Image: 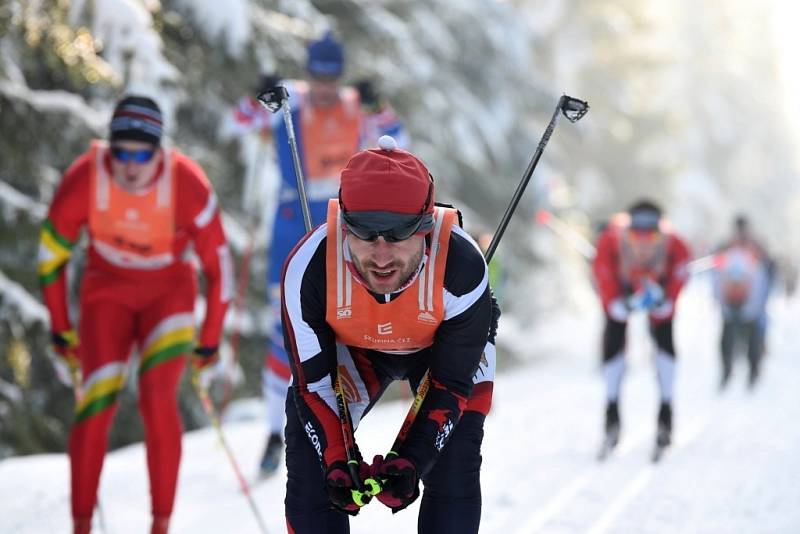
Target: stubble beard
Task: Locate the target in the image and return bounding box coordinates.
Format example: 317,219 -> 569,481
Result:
352,245 -> 424,294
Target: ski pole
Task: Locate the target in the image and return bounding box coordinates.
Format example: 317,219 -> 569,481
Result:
686,254 -> 720,275
387,370 -> 432,456
257,86 -> 313,233
258,85 -> 372,504
536,208 -> 718,277
387,94 -> 589,471
192,375 -> 269,534
484,95 -> 589,263
333,368 -> 377,507
535,209 -> 597,260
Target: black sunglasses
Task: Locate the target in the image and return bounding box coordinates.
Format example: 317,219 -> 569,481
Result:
342,211 -> 427,242
340,175 -> 434,243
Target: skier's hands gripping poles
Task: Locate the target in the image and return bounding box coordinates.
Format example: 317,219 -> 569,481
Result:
368,372 -> 431,509
324,460 -> 378,514
331,370 -> 386,512
192,375 -> 269,534
368,454 -> 420,513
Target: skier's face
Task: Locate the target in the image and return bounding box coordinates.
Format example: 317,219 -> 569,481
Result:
626,229 -> 662,264
109,140 -> 162,192
347,233 -> 425,294
309,75 -> 341,108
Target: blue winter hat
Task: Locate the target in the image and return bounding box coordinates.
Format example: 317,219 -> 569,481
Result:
306,32 -> 344,78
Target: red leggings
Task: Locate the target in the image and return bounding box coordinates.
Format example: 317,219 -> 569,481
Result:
70,272 -> 195,521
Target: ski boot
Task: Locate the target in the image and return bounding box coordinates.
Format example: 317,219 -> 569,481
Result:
73,518 -> 92,534
151,516 -> 170,534
653,402 -> 672,462
259,432 -> 284,478
747,365 -> 760,390
598,401 -> 620,460
719,366 -> 732,391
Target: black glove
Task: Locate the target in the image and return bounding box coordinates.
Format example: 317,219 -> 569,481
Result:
192,346 -> 218,371
370,453 -> 420,513
489,291 -> 501,343
51,330 -> 80,387
325,461 -> 371,516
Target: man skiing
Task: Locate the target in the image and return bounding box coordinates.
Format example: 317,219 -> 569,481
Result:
592,200 -> 690,459
712,214 -> 771,388
38,95 -> 232,534
280,136 -> 497,533
255,32 -> 407,477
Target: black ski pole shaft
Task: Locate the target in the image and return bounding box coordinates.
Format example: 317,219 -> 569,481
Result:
333,373 -> 365,490
484,95 -> 589,263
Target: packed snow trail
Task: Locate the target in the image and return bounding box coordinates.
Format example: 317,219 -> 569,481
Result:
1,278 -> 798,533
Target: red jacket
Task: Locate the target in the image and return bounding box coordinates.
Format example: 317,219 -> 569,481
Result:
592,216 -> 691,313
38,143 -> 232,347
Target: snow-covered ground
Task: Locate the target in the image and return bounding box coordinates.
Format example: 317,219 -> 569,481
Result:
2,278 -> 799,533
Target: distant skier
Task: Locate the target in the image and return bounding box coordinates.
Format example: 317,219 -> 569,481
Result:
38,95 -> 232,533
712,214 -> 771,389
592,200 -> 691,459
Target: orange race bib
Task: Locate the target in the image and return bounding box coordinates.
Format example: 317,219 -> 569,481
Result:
88,141 -> 176,269
325,200 -> 457,353
300,88 -> 361,181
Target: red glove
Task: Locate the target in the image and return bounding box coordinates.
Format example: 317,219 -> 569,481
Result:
325,460 -> 372,515
370,453 -> 420,513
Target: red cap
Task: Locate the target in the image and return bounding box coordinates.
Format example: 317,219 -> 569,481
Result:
340,137 -> 433,215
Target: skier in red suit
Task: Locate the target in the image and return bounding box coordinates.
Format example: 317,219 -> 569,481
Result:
592,200 -> 691,456
38,95 -> 233,534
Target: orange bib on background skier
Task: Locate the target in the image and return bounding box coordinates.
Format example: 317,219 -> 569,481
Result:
300,86 -> 361,181
88,141 -> 176,270
717,245 -> 760,306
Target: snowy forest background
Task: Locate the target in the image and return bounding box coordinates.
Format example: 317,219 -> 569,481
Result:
1,0 -> 799,458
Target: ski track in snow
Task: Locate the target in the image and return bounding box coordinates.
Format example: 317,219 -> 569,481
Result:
1,278 -> 799,533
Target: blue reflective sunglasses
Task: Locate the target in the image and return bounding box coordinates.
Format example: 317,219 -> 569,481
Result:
111,147 -> 156,163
